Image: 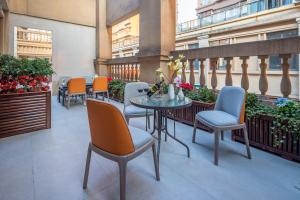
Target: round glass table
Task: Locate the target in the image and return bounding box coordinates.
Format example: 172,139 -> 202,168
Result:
130,95 -> 192,167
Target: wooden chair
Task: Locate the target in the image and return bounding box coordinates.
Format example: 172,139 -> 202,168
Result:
83,99 -> 159,200
193,86 -> 252,165
65,78 -> 86,109
92,77 -> 109,101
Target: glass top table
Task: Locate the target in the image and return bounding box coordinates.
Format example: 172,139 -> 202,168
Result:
130,95 -> 192,170
130,95 -> 192,110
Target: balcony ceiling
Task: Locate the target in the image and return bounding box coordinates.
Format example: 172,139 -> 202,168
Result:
107,0 -> 140,26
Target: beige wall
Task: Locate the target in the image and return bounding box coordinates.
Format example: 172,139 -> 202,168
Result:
8,13 -> 96,94
7,0 -> 96,27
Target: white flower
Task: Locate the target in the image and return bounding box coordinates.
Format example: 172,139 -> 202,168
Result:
173,76 -> 182,87
16,84 -> 24,89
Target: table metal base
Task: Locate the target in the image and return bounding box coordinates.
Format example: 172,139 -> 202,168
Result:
150,110 -> 190,166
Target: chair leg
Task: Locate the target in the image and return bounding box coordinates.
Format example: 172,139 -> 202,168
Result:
147,115 -> 151,129
125,116 -> 130,124
83,94 -> 87,106
106,91 -> 110,102
83,144 -> 92,189
214,130 -> 220,166
118,161 -> 127,200
243,125 -> 252,159
192,120 -> 197,143
221,131 -> 224,141
67,95 -> 71,109
152,143 -> 160,181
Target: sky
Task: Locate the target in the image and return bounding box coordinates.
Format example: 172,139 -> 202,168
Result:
177,0 -> 198,23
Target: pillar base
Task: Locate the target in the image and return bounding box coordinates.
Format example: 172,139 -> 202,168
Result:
94,58 -> 108,77
138,55 -> 169,84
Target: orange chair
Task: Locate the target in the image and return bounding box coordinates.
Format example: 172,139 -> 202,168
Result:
65,78 -> 86,109
92,77 -> 109,101
83,99 -> 159,200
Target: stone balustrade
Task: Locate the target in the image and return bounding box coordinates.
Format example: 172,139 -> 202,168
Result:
106,56 -> 140,82
172,36 -> 300,98
107,37 -> 300,98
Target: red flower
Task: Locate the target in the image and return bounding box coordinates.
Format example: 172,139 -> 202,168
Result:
107,77 -> 113,82
41,86 -> 50,91
180,83 -> 193,91
18,89 -> 25,93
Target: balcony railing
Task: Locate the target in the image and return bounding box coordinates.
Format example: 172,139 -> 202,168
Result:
177,0 -> 295,33
107,37 -> 300,99
112,36 -> 139,50
106,56 -> 140,82
171,36 -> 300,98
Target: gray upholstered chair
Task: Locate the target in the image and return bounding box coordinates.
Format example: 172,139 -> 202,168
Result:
192,86 -> 252,165
84,99 -> 159,200
124,82 -> 153,131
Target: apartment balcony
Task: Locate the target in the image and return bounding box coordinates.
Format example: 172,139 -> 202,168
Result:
177,0 -> 296,33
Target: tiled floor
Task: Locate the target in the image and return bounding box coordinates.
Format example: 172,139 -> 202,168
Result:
0,97 -> 300,200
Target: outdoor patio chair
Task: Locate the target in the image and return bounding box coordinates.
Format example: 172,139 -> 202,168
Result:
192,86 -> 252,165
65,78 -> 86,109
91,77 -> 109,101
84,99 -> 159,200
124,82 -> 153,131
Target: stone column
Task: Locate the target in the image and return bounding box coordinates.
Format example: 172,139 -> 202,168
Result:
297,17 -> 300,99
94,0 -> 112,76
0,2 -> 9,54
138,0 -> 176,83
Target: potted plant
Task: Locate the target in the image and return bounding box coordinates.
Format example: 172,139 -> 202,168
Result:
0,54 -> 54,138
232,93 -> 300,162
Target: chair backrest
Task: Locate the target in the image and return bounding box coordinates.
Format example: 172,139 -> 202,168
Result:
93,77 -> 108,92
58,76 -> 71,86
124,82 -> 149,107
67,78 -> 86,94
83,76 -> 94,84
86,99 -> 135,155
214,86 -> 246,124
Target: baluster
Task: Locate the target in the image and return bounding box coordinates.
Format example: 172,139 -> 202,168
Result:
225,57 -> 233,86
199,58 -> 206,87
210,58 -> 218,91
189,59 -> 195,86
126,64 -> 129,81
124,64 -> 127,81
134,64 -> 138,81
121,64 -> 125,81
240,56 -> 249,91
112,65 -> 115,79
258,55 -> 268,95
118,65 -> 121,80
280,54 -> 292,98
181,60 -> 187,83
120,64 -> 124,81
128,64 -> 131,81
137,64 -> 140,81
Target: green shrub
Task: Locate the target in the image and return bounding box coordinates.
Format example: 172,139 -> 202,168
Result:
245,93 -> 300,146
108,79 -> 126,101
185,87 -> 217,103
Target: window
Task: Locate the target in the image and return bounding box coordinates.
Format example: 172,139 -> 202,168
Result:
268,0 -> 280,9
188,43 -> 199,49
267,29 -> 299,71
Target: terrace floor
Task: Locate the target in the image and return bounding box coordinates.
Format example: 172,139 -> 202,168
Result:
0,97 -> 300,200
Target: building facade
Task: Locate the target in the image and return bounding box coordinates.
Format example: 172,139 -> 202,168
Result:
112,0 -> 300,98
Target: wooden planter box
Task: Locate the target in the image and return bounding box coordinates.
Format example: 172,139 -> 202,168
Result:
0,91 -> 51,138
169,101 -> 215,132
232,115 -> 300,162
